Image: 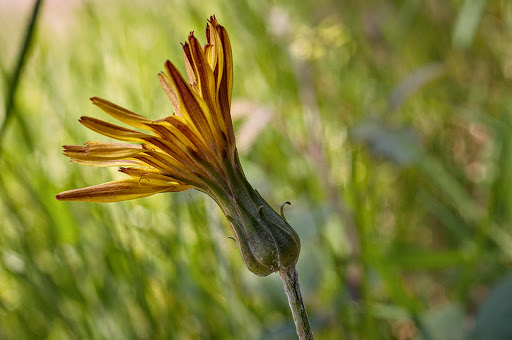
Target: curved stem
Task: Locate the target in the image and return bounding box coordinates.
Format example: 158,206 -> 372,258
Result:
279,266 -> 314,340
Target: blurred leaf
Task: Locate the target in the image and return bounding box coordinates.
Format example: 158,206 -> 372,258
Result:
470,272 -> 512,340
452,0 -> 486,49
418,156 -> 483,222
388,63 -> 445,111
386,249 -> 468,270
418,303 -> 466,340
351,120 -> 422,166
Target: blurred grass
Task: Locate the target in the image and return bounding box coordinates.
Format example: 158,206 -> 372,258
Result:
1,0 -> 512,339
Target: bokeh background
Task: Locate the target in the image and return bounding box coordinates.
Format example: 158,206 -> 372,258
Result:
1,0 -> 512,339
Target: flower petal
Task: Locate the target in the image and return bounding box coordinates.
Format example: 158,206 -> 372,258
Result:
188,33 -> 226,151
182,41 -> 198,90
56,179 -> 188,203
118,167 -> 189,185
63,142 -> 145,160
216,22 -> 236,153
136,149 -> 207,187
158,72 -> 183,117
79,116 -> 149,142
164,60 -> 221,161
188,33 -> 216,108
70,159 -> 144,167
90,97 -> 153,130
157,116 -> 209,157
206,16 -> 223,91
79,116 -> 195,168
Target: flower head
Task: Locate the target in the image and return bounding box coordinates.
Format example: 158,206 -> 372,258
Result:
57,16 -> 300,276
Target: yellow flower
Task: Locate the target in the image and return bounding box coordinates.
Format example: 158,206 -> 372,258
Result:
57,16 -> 300,276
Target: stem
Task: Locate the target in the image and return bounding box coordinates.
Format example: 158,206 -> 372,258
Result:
279,266 -> 314,340
0,0 -> 43,141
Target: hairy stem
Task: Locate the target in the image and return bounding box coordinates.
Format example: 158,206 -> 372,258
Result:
280,266 -> 314,340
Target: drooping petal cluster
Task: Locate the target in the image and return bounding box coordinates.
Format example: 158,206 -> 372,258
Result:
57,16 -> 234,202
57,16 -> 301,277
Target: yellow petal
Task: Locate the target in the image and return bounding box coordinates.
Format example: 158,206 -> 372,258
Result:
119,167 -> 191,186
134,151 -> 187,174
156,115 -> 208,157
137,148 -> 209,188
188,34 -> 226,151
63,142 -> 144,160
79,116 -> 194,168
164,60 -> 221,162
90,97 -> 153,130
182,41 -> 198,90
56,179 -> 187,203
188,34 -> 216,105
216,23 -> 236,153
206,16 -> 224,92
70,159 -> 145,167
79,116 -> 149,142
158,72 -> 183,117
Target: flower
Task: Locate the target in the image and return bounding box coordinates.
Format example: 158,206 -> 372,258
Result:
57,16 -> 300,276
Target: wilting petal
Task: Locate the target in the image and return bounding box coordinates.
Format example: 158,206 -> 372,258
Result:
204,43 -> 217,76
79,116 -> 195,168
206,16 -> 224,91
158,72 -> 182,116
91,97 -> 154,130
58,17 -> 235,204
188,34 -> 216,107
133,152 -> 205,188
70,159 -> 145,168
188,33 -> 226,152
164,60 -> 222,159
79,116 -> 150,142
56,179 -> 187,203
158,116 -> 209,156
219,43 -> 235,149
118,167 -> 193,187
63,142 -> 145,160
182,41 -> 198,89
135,150 -> 188,174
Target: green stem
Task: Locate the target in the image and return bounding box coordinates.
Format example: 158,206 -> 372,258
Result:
279,266 -> 314,340
0,0 -> 43,141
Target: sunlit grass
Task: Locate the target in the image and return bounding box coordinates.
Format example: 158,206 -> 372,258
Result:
1,0 -> 512,339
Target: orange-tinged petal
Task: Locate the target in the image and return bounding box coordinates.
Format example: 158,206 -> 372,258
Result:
164,60 -> 221,161
188,34 -> 216,106
182,41 -> 198,90
79,116 -> 150,142
158,72 -> 183,116
188,33 -> 226,151
91,97 -> 153,130
118,167 -> 186,184
215,23 -> 235,154
57,16 -> 239,205
134,151 -> 187,173
79,116 -> 195,168
159,115 -> 209,157
56,179 -> 186,203
204,43 -> 217,75
206,16 -> 224,92
218,24 -> 233,105
132,153 -> 205,188
70,159 -> 145,168
63,142 -> 145,160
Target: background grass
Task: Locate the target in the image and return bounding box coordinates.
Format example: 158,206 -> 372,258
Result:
1,0 -> 512,339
